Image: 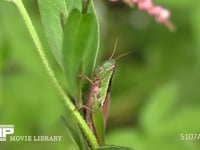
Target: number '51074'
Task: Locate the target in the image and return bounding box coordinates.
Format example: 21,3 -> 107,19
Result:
180,133 -> 200,140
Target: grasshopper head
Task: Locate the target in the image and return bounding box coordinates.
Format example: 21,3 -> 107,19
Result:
94,60 -> 116,77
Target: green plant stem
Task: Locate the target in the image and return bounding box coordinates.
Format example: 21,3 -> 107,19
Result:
9,0 -> 98,148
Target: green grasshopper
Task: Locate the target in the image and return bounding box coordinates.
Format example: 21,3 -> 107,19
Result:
82,41 -> 131,146
83,58 -> 115,146
85,59 -> 115,145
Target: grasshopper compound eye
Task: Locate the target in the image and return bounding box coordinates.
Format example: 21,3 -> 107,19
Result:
94,66 -> 104,74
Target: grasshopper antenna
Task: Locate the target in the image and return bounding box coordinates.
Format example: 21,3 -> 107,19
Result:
114,51 -> 133,61
109,38 -> 118,60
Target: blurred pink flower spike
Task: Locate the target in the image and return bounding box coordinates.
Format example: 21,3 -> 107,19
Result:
109,0 -> 176,31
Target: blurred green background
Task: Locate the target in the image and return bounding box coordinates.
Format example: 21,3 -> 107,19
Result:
1,0 -> 200,149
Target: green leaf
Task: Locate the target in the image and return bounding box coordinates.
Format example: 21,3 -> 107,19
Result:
63,8 -> 99,99
140,81 -> 179,131
37,0 -> 67,67
38,0 -> 99,100
94,145 -> 134,150
155,106 -> 200,135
